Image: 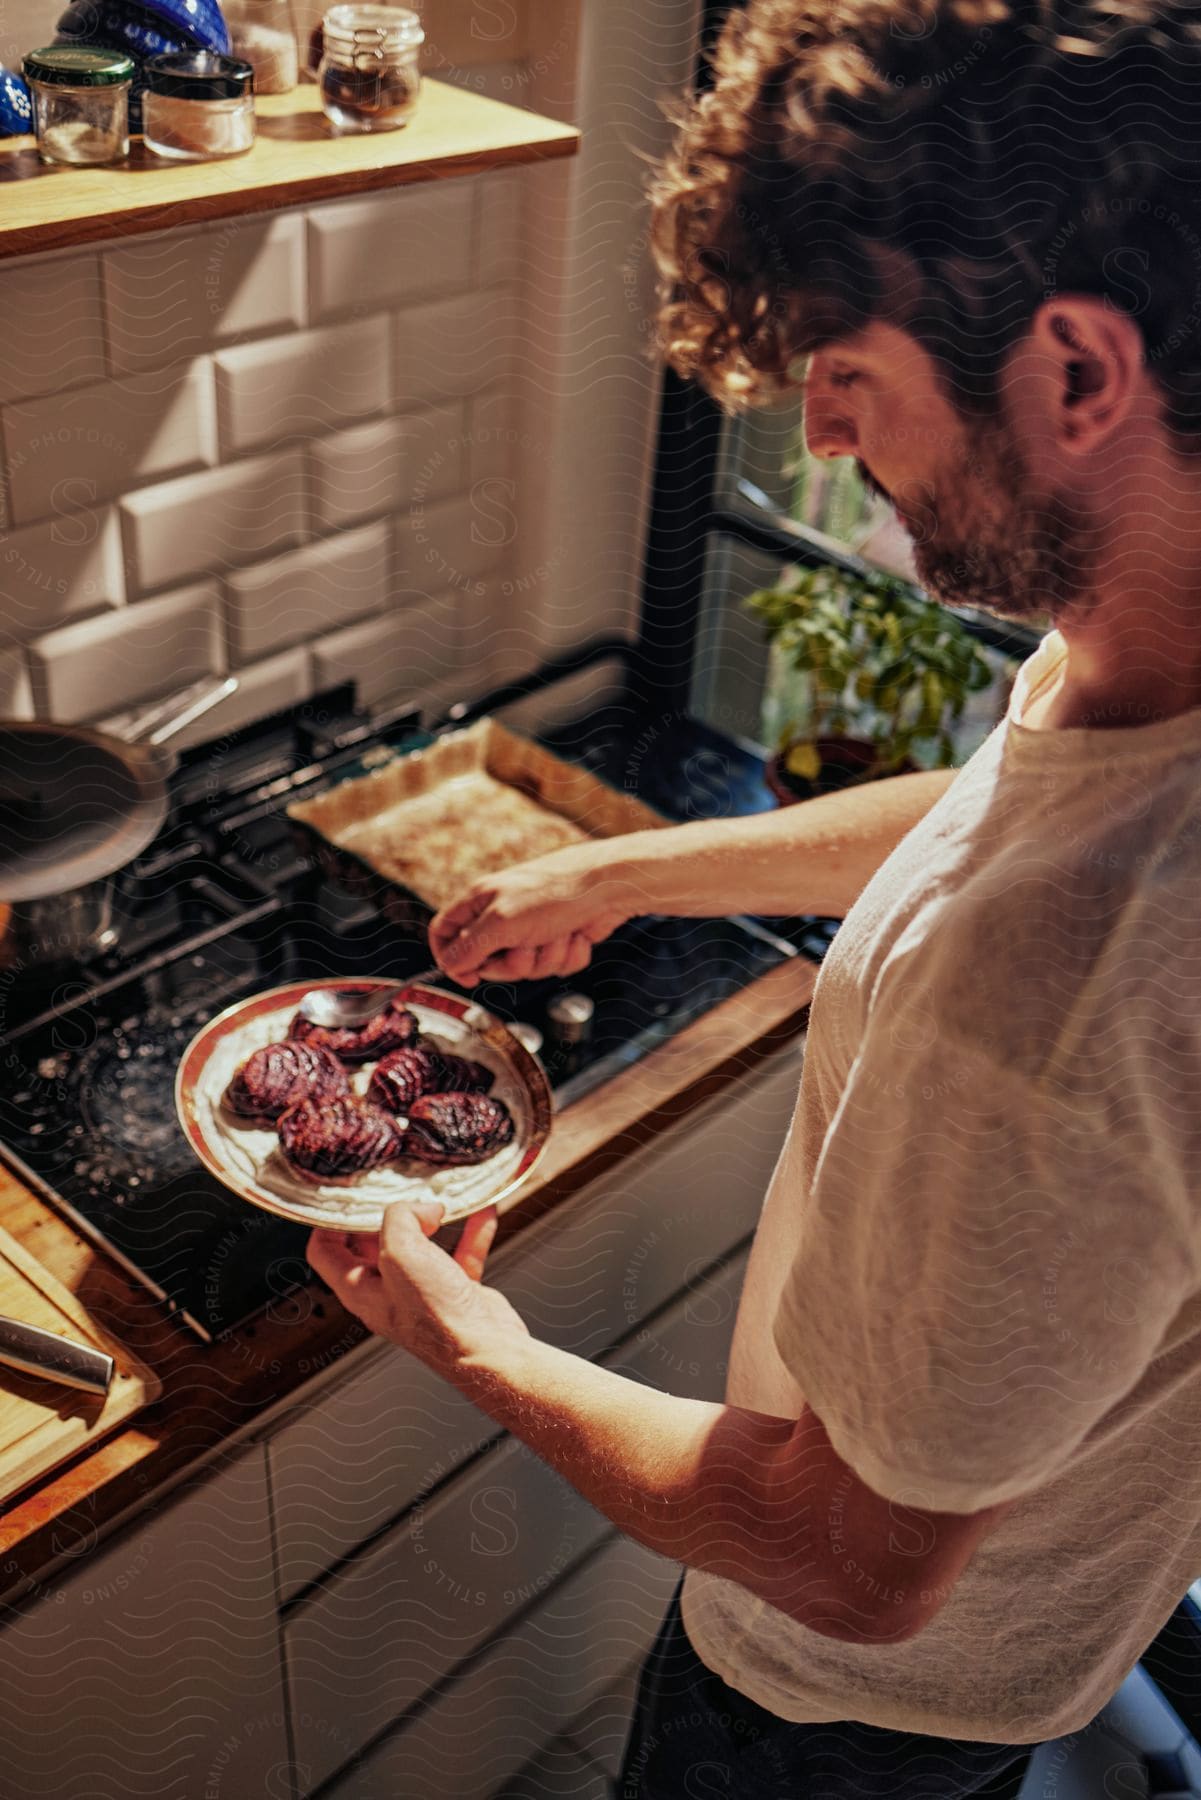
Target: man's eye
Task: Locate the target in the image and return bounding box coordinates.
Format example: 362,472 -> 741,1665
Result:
829,369 -> 860,390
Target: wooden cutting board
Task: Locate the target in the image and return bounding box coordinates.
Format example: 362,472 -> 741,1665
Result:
0,1226 -> 161,1508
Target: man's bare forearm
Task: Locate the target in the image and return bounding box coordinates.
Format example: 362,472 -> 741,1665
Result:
604,767 -> 956,921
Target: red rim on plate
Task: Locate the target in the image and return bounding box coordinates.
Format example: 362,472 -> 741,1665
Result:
175,979 -> 553,1231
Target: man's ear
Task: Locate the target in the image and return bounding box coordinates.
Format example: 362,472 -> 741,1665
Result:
1026,296 -> 1143,454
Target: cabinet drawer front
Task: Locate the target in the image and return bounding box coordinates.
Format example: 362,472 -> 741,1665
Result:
0,1450 -> 287,1800
323,1534 -> 681,1800
270,1036 -> 801,1603
284,1430 -> 614,1791
492,1037 -> 802,1359
270,1347 -> 497,1605
287,1247 -> 748,1789
612,1243 -> 749,1404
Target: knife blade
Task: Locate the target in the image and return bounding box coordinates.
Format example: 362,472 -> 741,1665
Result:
0,1312 -> 114,1396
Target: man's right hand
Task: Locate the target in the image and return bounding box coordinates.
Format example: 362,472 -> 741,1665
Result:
428,844 -> 638,987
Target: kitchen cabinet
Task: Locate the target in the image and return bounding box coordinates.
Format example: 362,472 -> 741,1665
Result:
293,1245 -> 750,1794
322,1532 -> 682,1800
0,1448 -> 286,1800
268,1035 -> 804,1602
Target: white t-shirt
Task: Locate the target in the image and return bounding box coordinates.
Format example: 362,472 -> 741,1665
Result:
681,629 -> 1201,1742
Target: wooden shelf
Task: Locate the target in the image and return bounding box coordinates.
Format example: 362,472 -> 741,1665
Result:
0,78 -> 579,261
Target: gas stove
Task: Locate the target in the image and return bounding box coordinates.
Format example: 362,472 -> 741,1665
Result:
0,686 -> 807,1341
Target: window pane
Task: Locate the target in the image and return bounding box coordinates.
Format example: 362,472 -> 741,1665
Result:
695,408 -> 1025,765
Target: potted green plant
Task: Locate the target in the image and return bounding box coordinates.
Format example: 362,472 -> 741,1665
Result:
744,562 -> 995,804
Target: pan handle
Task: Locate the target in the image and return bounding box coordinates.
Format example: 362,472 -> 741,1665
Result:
119,676 -> 239,751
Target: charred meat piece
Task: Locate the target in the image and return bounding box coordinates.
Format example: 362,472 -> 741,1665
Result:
225,1041 -> 349,1122
367,1045 -> 446,1114
427,1051 -> 495,1095
403,1092 -> 515,1167
277,1096 -> 406,1183
288,993 -> 419,1064
368,1045 -> 495,1114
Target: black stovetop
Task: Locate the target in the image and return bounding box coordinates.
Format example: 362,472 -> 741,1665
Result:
0,689 -> 814,1341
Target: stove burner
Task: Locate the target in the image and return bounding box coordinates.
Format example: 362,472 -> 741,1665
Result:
76,1018 -> 201,1179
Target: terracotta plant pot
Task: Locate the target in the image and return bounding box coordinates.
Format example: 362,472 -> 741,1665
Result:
765,736 -> 912,806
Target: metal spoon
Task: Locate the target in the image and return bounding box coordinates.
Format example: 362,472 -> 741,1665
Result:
296,987 -> 398,1030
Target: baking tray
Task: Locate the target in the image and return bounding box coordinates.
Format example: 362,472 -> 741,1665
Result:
286,717 -> 667,934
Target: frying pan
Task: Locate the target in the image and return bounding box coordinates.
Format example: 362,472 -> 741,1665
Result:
0,676 -> 237,960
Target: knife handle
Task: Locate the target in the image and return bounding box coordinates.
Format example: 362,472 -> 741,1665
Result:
0,1314 -> 114,1396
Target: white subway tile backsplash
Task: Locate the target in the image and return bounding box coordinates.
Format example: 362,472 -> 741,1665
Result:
307,404 -> 463,532
0,646 -> 33,717
28,581 -> 222,722
0,254 -> 106,405
214,317 -> 390,457
496,655 -> 628,739
460,578 -> 540,691
475,171 -> 522,287
97,645 -> 311,750
465,383 -> 520,485
226,522 -> 390,664
309,591 -> 459,709
392,288 -> 518,409
307,185 -> 473,325
104,218 -> 305,376
121,448 -> 307,595
0,157 -> 550,751
397,490 -> 512,595
1,361 -> 217,525
0,508 -> 124,645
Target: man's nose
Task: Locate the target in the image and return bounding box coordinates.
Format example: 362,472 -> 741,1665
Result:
803,378 -> 858,460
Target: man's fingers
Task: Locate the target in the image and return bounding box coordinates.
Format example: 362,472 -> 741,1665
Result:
454,1206 -> 498,1282
430,888 -> 489,946
307,1229 -> 386,1303
562,932 -> 593,975
380,1198 -> 447,1260
531,937 -> 571,978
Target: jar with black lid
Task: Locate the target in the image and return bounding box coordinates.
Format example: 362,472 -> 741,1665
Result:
143,51 -> 256,160
318,4 -> 422,134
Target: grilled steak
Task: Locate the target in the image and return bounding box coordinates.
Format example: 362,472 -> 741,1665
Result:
277,1096 -> 406,1182
368,1044 -> 495,1114
403,1092 -> 515,1167
288,994 -> 419,1063
225,1041 -> 349,1122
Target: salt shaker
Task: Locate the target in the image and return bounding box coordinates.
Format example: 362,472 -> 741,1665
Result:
222,0 -> 298,94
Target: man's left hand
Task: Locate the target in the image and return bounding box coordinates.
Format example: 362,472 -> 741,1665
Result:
308,1201 -> 530,1373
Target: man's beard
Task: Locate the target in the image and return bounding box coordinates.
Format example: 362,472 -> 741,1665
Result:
866,419 -> 1103,624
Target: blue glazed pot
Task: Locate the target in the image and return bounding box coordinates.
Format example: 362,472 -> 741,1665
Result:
56,0 -> 228,57
135,0 -> 229,54
0,65 -> 34,134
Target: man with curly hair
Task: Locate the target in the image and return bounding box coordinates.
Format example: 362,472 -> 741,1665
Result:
313,3 -> 1201,1794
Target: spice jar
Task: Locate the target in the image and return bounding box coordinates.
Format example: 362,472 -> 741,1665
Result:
143,51 -> 255,159
22,45 -> 132,165
318,4 -> 422,134
223,0 -> 299,93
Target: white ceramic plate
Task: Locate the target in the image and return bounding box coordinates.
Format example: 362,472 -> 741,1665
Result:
176,978 -> 553,1232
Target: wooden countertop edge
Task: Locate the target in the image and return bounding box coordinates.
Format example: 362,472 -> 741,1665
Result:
0,81 -> 581,262
0,954 -> 815,1603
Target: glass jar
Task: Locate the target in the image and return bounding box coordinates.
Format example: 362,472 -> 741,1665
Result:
143,51 -> 255,160
318,4 -> 422,134
223,0 -> 299,94
22,45 -> 133,165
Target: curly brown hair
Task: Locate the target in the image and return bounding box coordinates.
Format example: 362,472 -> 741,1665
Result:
649,0 -> 1201,442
